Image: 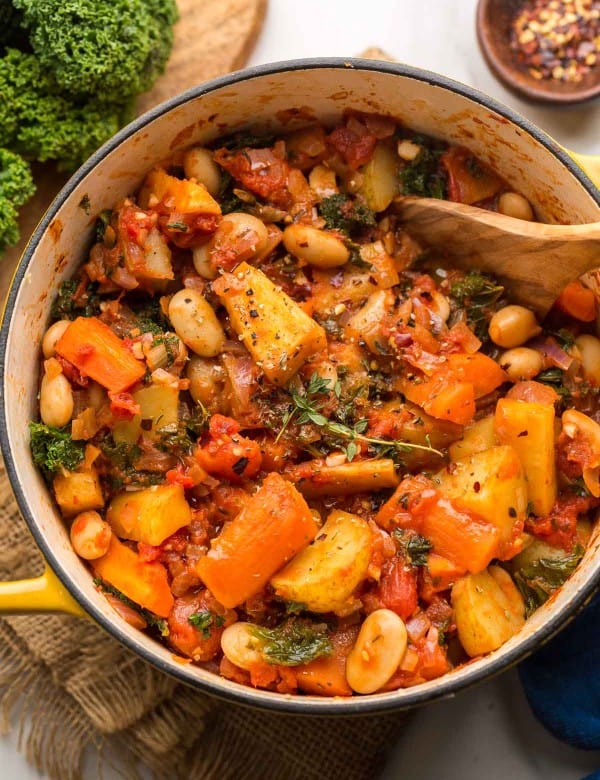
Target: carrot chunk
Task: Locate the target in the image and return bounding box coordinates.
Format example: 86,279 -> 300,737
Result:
197,473 -> 318,608
56,316 -> 145,393
402,375 -> 476,426
93,536 -> 174,617
444,353 -> 507,398
420,497 -> 500,574
555,280 -> 596,322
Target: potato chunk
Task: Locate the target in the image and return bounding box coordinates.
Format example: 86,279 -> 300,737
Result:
113,384 -> 179,444
213,262 -> 326,385
359,142 -> 398,212
54,467 -> 104,518
435,445 -> 527,557
271,510 -> 372,614
449,416 -> 496,462
452,565 -> 525,656
495,398 -> 556,516
106,483 -> 191,546
141,167 -> 221,215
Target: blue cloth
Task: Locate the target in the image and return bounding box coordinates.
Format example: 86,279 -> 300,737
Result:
519,591 -> 600,760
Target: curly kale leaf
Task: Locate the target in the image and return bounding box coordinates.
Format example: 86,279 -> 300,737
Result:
249,619 -> 332,666
0,49 -> 130,171
449,271 -> 504,341
13,0 -> 178,99
319,194 -> 376,235
51,279 -> 101,320
0,146 -> 35,253
188,610 -> 225,638
399,141 -> 448,199
219,131 -> 276,152
392,528 -> 433,566
128,296 -> 171,335
29,422 -> 85,476
513,546 -> 584,617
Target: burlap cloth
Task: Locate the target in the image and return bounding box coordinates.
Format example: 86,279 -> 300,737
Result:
0,457 -> 409,779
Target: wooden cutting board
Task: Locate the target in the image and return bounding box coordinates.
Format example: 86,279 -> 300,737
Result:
0,0 -> 267,302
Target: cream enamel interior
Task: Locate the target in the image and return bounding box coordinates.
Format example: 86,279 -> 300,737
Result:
3,63 -> 600,711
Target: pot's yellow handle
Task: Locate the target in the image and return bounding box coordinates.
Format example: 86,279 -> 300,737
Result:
0,566 -> 85,616
567,150 -> 600,190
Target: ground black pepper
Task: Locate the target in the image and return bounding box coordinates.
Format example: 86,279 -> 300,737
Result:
510,0 -> 600,83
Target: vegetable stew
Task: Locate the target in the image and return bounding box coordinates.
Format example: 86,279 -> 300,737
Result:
30,114 -> 600,696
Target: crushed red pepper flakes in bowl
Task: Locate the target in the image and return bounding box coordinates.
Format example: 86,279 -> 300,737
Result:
510,0 -> 600,83
477,0 -> 600,104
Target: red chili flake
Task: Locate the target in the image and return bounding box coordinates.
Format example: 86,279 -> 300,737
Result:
510,0 -> 600,83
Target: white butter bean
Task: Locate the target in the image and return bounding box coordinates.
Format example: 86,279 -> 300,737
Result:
497,192 -> 534,222
220,623 -> 264,670
499,347 -> 543,381
194,212 -> 269,279
488,305 -> 541,348
183,147 -> 221,196
186,355 -> 226,410
220,212 -> 269,255
575,334 -> 600,385
42,319 -> 70,358
192,243 -> 216,280
70,511 -> 112,560
40,368 -> 74,428
168,289 -> 225,358
346,608 -> 408,694
283,224 -> 350,269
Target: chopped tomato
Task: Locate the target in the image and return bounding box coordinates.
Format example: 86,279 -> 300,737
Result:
526,495 -> 599,551
195,414 -> 262,483
119,203 -> 156,245
166,460 -> 208,489
367,556 -> 419,621
381,626 -> 451,690
556,429 -> 596,479
214,143 -> 312,212
441,146 -> 503,204
328,118 -> 377,168
168,590 -> 236,662
208,484 -> 250,524
507,380 -> 559,405
158,213 -> 220,249
108,391 -> 141,420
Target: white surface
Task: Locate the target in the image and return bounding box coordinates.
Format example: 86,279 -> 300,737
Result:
2,1 -> 600,778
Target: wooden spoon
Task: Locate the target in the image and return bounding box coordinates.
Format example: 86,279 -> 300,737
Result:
394,196 -> 600,317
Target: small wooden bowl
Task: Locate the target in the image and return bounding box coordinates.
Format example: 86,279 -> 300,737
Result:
476,0 -> 600,105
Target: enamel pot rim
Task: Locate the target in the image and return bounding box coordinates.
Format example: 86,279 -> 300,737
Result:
2,57 -> 599,715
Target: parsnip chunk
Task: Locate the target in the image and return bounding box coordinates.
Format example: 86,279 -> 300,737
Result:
452,566 -> 525,656
213,262 -> 326,385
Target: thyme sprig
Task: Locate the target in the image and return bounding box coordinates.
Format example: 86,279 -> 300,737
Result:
276,373 -> 443,462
